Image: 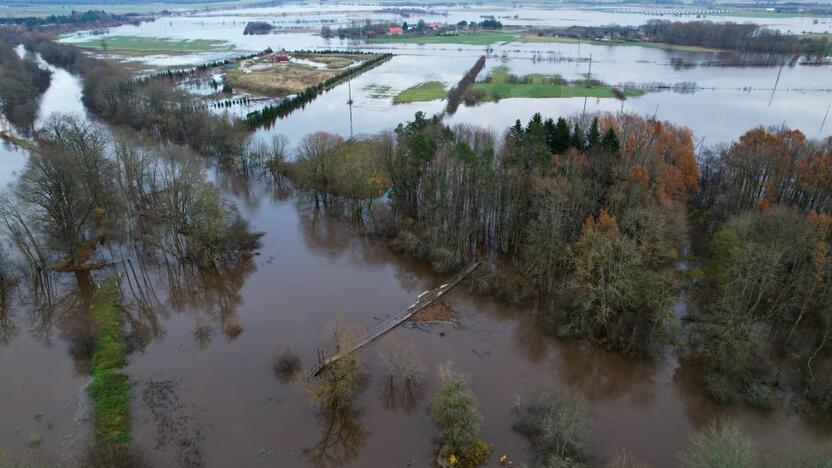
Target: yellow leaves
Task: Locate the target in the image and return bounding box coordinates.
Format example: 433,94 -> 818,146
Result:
449,454 -> 459,465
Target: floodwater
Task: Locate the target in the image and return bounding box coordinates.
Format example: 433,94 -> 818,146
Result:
59,3 -> 832,146
2,5 -> 832,468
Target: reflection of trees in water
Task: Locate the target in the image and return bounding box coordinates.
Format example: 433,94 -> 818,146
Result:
377,378 -> 425,415
303,404 -> 368,468
552,342 -> 658,405
0,282 -> 18,345
119,254 -> 256,350
298,207 -> 429,293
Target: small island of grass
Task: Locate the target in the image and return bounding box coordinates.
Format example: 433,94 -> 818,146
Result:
469,66 -> 645,101
394,81 -> 447,104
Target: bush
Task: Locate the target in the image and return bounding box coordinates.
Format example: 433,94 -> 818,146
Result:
703,373 -> 735,405
457,438 -> 492,468
680,421 -> 756,468
513,391 -> 589,468
779,442 -> 832,468
429,362 -> 483,453
273,349 -> 301,382
742,382 -> 773,409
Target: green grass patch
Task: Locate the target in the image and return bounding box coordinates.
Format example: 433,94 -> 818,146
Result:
74,35 -> 234,53
471,65 -> 645,100
368,32 -> 517,45
394,81 -> 447,103
88,283 -> 131,446
471,82 -> 644,99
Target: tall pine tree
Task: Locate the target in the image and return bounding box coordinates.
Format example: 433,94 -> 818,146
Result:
551,117 -> 571,154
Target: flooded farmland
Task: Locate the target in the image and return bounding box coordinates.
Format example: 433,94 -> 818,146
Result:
2,2 -> 832,467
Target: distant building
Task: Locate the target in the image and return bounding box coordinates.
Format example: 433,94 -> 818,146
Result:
387,26 -> 403,36
273,51 -> 290,63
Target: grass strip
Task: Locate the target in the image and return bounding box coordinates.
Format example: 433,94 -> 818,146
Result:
88,283 -> 130,446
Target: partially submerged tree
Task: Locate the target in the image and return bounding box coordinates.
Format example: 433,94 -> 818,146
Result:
680,421 -> 757,468
429,362 -> 490,468
513,391 -> 589,468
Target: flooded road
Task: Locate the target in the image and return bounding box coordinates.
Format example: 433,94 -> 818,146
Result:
2,7 -> 832,467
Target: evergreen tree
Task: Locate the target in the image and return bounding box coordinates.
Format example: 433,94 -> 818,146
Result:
601,127 -> 620,154
587,117 -> 600,150
526,113 -> 545,137
571,123 -> 585,152
551,117 -> 571,154
543,117 -> 556,153
511,119 -> 524,140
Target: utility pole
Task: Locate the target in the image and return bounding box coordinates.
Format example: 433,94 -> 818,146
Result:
347,80 -> 354,139
587,53 -> 592,81
768,63 -> 783,107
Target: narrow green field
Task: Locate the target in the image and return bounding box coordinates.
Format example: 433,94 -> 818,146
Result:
74,35 -> 234,53
369,32 -> 516,45
471,66 -> 644,100
471,82 -> 644,99
394,81 -> 447,104
88,283 -> 131,446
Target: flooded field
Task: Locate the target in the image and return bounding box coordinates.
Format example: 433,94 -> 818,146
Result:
2,2 -> 832,467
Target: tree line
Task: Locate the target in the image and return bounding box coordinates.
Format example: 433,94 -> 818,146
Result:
22,33 -> 250,159
445,55 -> 485,115
0,114 -> 261,289
545,20 -> 830,58
0,36 -> 51,134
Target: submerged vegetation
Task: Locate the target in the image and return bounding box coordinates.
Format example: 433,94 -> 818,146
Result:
429,363 -> 490,468
73,35 -> 234,53
513,391 -> 589,468
0,37 -> 51,133
277,106 -> 832,413
0,114 -> 261,280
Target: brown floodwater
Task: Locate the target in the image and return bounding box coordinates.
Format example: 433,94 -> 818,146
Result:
4,170 -> 831,468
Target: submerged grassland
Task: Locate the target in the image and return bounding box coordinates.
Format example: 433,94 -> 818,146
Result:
73,35 -> 234,53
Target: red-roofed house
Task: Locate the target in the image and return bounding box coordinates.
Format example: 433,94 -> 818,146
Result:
273,51 -> 290,63
387,26 -> 403,36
